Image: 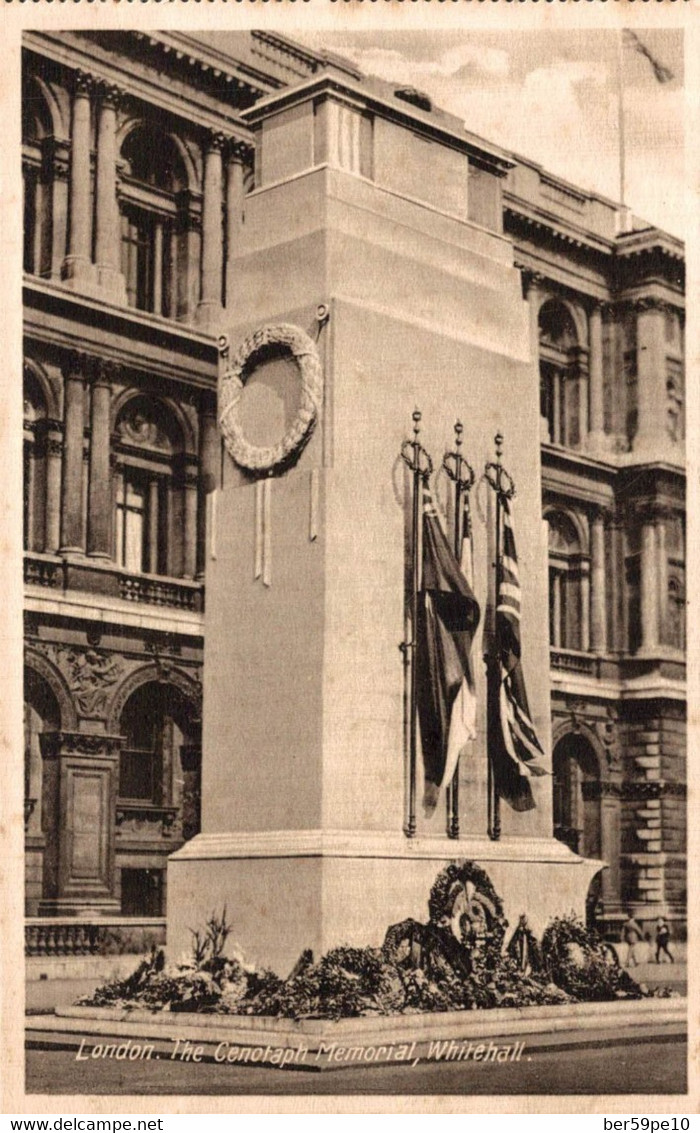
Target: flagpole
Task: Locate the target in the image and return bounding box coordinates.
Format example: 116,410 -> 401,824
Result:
441,419 -> 475,840
489,432 -> 504,842
447,421 -> 463,839
400,408 -> 431,838
618,29 -> 626,213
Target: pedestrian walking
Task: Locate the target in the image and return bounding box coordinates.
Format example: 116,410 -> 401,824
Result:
621,913 -> 644,966
655,917 -> 674,964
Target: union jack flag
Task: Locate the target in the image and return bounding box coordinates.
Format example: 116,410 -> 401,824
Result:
490,494 -> 548,811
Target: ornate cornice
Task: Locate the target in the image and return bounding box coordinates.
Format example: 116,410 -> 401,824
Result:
40,731 -> 123,759
62,350 -> 90,382
72,68 -> 95,98
204,129 -> 227,156
228,140 -> 254,166
634,296 -> 668,315
96,80 -> 122,111
583,779 -> 686,802
89,356 -> 121,389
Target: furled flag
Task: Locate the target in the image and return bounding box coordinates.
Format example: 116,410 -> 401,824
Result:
416,485 -> 480,817
489,494 -> 549,812
623,29 -> 674,84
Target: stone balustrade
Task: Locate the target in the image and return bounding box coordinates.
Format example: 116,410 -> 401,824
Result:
550,648 -> 597,676
24,553 -> 62,589
119,573 -> 201,611
25,917 -> 166,957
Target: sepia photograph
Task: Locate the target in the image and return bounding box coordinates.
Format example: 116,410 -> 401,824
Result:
3,5 -> 693,1112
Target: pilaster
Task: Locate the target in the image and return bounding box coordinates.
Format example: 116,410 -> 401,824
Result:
59,351 -> 88,555
38,730 -> 122,915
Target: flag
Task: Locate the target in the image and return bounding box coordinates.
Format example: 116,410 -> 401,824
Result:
416,485 -> 480,817
623,29 -> 674,84
489,494 -> 549,812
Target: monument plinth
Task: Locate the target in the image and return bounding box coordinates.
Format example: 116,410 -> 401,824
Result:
167,72 -> 601,975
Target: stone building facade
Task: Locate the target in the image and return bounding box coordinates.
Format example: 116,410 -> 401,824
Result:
22,31 -> 685,937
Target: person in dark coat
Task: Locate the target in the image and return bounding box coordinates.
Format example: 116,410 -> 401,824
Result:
655,917 -> 674,963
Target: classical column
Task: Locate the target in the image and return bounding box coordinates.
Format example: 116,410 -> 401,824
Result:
87,359 -> 116,559
183,461 -> 199,579
611,509 -> 627,654
552,371 -> 562,445
579,562 -> 590,652
152,219 -> 164,316
590,507 -> 608,654
62,71 -> 94,286
94,83 -> 126,304
43,137 -> 71,281
196,132 -> 225,329
635,297 -> 667,455
113,460 -> 125,565
43,419 -> 63,553
640,509 -> 659,653
655,507 -> 670,647
588,302 -> 605,450
197,393 -> 220,578
551,570 -> 562,648
224,142 -> 248,311
148,477 -> 160,574
59,352 -> 87,554
175,189 -> 202,323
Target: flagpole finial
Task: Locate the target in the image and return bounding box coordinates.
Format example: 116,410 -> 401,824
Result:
495,432 -> 504,462
412,408 -> 421,438
455,420 -> 463,449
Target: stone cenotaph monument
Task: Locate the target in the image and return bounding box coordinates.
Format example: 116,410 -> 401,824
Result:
167,70 -> 602,974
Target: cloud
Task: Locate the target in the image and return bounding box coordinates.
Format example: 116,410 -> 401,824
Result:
337,42 -> 510,88
296,31 -> 684,238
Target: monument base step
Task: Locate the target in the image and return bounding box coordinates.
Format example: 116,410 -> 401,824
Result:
166,831 -> 603,974
26,999 -> 686,1071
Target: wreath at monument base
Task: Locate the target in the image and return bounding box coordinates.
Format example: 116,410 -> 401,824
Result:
219,323 -> 323,474
79,861 -> 672,1020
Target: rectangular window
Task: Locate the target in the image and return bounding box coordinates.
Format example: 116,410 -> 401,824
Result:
116,470 -> 147,573
23,169 -> 39,275
119,748 -> 156,800
121,868 -> 164,917
121,206 -> 173,316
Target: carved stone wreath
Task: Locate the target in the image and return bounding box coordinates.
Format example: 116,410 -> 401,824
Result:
219,323 -> 323,473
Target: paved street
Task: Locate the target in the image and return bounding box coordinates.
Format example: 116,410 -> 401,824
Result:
26,1028 -> 686,1096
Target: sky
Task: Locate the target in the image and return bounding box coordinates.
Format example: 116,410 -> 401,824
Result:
292,29 -> 685,240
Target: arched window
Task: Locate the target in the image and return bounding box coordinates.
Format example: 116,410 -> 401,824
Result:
118,680 -> 198,806
667,575 -> 685,652
119,127 -> 188,316
113,396 -> 186,577
22,78 -> 53,277
23,367 -> 48,552
539,300 -> 580,447
552,732 -> 600,858
547,510 -> 585,650
24,667 -> 60,825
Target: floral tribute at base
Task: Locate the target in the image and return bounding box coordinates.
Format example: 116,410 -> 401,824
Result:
78,860 -> 674,1020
